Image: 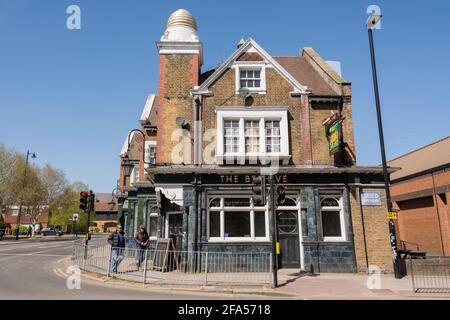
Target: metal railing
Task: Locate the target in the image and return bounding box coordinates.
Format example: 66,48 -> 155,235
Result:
409,256 -> 450,292
72,241 -> 272,286
400,240 -> 421,252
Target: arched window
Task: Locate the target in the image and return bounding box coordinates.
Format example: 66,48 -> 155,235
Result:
320,195 -> 345,241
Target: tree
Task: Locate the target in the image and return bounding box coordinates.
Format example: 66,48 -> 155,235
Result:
49,181 -> 94,232
0,144 -> 23,208
40,164 -> 67,206
1,144 -> 89,235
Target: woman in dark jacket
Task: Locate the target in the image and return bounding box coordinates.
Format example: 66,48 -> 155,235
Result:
135,225 -> 149,269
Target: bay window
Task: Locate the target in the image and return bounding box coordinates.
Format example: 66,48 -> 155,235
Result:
216,108 -> 290,164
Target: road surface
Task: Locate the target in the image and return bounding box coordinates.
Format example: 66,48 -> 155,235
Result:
0,237 -> 266,300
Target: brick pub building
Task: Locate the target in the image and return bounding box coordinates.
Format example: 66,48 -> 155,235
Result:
389,136 -> 450,256
118,9 -> 395,273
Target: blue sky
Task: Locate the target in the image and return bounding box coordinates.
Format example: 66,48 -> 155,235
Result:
0,0 -> 449,192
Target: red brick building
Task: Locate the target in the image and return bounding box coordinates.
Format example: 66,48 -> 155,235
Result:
3,206 -> 49,232
389,136 -> 450,256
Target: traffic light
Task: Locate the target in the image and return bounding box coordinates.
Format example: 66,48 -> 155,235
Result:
276,185 -> 286,205
252,175 -> 265,205
79,191 -> 88,212
88,190 -> 95,212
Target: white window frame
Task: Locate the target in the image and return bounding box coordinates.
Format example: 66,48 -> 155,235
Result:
207,196 -> 270,243
216,108 -> 290,164
223,120 -> 240,155
144,141 -> 157,167
148,212 -> 158,240
234,63 -> 266,94
10,206 -> 19,216
130,164 -> 140,184
165,211 -> 183,238
320,195 -> 346,242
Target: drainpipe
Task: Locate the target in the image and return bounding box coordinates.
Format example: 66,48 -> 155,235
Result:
344,173 -> 360,272
193,96 -> 202,165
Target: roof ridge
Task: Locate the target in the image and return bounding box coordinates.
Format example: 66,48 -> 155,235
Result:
388,135 -> 450,163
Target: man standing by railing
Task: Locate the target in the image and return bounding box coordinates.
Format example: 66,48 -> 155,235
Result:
108,225 -> 125,274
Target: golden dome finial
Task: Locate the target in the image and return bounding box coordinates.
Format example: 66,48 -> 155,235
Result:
167,9 -> 197,31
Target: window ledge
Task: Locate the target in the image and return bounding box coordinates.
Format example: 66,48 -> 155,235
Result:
207,238 -> 270,243
235,89 -> 266,95
323,237 -> 347,242
216,154 -> 291,165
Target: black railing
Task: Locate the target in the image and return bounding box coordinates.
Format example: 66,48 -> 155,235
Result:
409,256 -> 450,292
400,240 -> 421,252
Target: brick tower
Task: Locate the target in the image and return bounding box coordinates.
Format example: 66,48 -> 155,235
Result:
156,9 -> 203,164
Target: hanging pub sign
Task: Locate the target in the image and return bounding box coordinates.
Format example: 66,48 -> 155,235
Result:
324,113 -> 342,154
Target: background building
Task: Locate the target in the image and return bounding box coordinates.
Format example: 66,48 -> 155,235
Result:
3,206 -> 49,232
118,9 -> 395,273
92,193 -> 119,233
389,136 -> 450,256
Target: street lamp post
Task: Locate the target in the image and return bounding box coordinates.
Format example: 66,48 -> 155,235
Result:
15,150 -> 36,240
367,14 -> 402,279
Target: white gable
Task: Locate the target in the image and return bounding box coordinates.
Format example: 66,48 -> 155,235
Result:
140,94 -> 156,124
120,131 -> 135,156
192,38 -> 309,95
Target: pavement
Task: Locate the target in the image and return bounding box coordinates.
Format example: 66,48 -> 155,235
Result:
2,237 -> 450,300
0,237 -> 268,300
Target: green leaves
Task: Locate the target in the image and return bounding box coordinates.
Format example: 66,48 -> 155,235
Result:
0,144 -> 90,228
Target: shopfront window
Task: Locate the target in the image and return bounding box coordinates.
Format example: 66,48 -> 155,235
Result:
149,214 -> 158,239
208,195 -> 268,242
320,195 -> 346,241
224,211 -> 250,237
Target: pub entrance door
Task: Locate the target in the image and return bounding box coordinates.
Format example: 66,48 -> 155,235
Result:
276,198 -> 302,269
167,212 -> 183,250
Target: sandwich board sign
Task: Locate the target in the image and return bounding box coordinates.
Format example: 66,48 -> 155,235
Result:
152,238 -> 179,272
72,213 -> 79,221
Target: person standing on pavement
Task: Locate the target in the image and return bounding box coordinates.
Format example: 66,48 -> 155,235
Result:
108,225 -> 126,274
134,225 -> 149,270
27,226 -> 32,238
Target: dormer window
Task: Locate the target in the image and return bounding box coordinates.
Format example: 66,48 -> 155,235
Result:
234,64 -> 266,94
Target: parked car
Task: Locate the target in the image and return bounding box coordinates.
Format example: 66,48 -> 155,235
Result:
41,227 -> 63,236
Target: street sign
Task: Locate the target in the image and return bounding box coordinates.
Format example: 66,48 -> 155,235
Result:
361,191 -> 382,206
386,212 -> 397,220
72,213 -> 79,221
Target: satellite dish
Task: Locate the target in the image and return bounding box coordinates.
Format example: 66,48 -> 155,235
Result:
176,117 -> 188,127
238,88 -> 251,98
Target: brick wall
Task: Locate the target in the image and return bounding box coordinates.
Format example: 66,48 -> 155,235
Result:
396,196 -> 443,255
156,54 -> 199,164
201,67 -> 354,165
349,186 -> 393,272
391,170 -> 450,256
